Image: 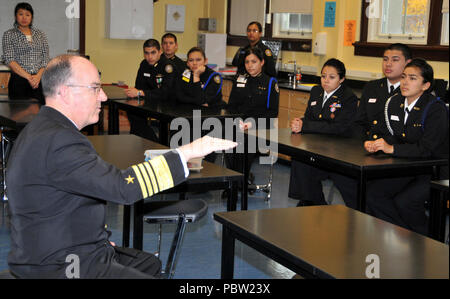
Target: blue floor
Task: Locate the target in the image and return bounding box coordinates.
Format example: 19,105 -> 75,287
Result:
2,159 -> 340,279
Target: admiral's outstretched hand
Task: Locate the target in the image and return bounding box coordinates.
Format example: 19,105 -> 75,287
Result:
178,136 -> 238,161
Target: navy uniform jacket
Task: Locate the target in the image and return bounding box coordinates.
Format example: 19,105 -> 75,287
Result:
175,66 -> 224,107
373,92 -> 449,160
167,55 -> 187,76
232,40 -> 277,77
301,85 -> 358,136
228,72 -> 279,126
6,107 -> 186,278
353,78 -> 399,140
135,55 -> 177,101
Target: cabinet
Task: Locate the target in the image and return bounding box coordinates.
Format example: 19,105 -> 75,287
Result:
221,79 -> 233,103
277,88 -> 309,128
0,73 -> 10,95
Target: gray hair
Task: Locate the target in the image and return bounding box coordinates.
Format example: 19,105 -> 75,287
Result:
41,55 -> 74,98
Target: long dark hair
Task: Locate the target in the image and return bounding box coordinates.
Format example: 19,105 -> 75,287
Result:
14,2 -> 34,27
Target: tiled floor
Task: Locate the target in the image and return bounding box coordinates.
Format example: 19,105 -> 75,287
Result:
0,157 -> 344,279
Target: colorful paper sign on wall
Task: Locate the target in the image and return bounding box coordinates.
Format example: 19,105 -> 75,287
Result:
344,20 -> 356,46
324,2 -> 336,28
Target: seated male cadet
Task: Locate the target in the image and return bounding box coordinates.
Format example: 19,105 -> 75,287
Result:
161,33 -> 187,76
126,39 -> 177,141
6,54 -> 237,279
352,43 -> 412,139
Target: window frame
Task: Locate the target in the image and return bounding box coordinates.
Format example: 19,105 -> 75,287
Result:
226,0 -> 312,52
354,0 -> 449,62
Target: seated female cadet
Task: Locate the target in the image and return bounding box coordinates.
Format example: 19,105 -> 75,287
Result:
175,47 -> 225,107
288,58 -> 358,208
232,21 -> 276,77
226,47 -> 279,183
364,58 -> 449,235
2,2 -> 49,104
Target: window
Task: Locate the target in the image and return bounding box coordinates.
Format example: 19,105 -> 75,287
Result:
367,0 -> 430,44
272,13 -> 313,39
442,12 -> 449,45
354,0 -> 448,62
442,0 -> 449,45
226,0 -> 313,52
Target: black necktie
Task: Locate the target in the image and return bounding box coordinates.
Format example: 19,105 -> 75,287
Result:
390,85 -> 395,95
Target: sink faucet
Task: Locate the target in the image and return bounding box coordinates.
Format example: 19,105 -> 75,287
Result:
287,60 -> 297,73
287,60 -> 297,85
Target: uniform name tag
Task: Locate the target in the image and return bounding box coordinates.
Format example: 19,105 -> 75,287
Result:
311,101 -> 317,106
391,115 -> 400,121
237,83 -> 246,88
237,75 -> 247,84
369,98 -> 377,103
144,73 -> 151,77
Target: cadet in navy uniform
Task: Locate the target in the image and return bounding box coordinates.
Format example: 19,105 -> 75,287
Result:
227,47 -> 279,183
364,59 -> 449,235
126,39 -> 177,141
232,21 -> 276,77
6,54 -> 237,279
175,47 -> 224,107
288,58 -> 358,208
353,43 -> 412,140
161,33 -> 187,76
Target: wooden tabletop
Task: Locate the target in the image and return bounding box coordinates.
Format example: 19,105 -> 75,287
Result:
215,205 -> 449,279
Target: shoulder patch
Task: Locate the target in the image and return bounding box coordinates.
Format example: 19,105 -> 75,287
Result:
274,83 -> 279,93
265,49 -> 272,57
214,75 -> 221,84
165,64 -> 173,74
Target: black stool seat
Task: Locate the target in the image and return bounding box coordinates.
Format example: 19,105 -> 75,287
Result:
143,198 -> 208,278
144,199 -> 208,223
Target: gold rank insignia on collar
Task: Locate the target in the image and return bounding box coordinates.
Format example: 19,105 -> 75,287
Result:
400,103 -> 404,108
125,175 -> 135,184
413,107 -> 421,111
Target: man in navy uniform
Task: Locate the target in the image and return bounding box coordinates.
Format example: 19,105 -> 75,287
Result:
353,43 -> 412,140
161,33 -> 187,76
6,54 -> 236,279
126,39 -> 178,141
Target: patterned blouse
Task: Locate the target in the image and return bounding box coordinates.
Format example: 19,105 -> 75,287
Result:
2,24 -> 50,75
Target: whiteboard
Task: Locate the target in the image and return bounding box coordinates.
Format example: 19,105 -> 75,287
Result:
0,0 -> 80,63
107,0 -> 153,40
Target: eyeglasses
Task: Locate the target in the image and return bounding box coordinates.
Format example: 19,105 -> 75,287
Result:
247,29 -> 260,33
66,84 -> 102,96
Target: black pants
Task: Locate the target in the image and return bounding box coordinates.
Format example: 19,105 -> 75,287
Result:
366,175 -> 430,235
288,160 -> 357,209
11,246 -> 162,279
90,246 -> 162,279
8,72 -> 45,104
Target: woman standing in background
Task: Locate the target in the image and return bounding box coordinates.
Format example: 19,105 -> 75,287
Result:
2,2 -> 49,104
232,21 -> 276,77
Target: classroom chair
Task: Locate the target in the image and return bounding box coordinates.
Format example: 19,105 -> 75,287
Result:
143,198 -> 208,279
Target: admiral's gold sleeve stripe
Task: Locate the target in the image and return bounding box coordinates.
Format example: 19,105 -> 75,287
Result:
148,156 -> 174,191
131,165 -> 148,198
143,161 -> 159,194
138,163 -> 154,197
